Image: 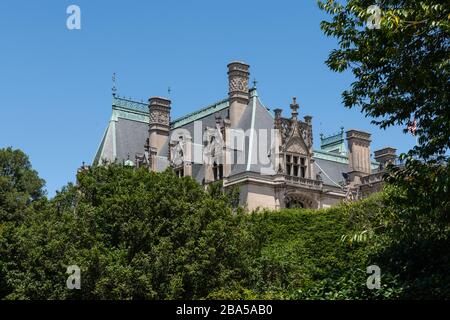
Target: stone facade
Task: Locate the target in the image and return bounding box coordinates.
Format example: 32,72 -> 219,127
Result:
94,62 -> 397,211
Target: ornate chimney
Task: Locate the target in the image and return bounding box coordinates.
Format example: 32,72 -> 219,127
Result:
148,96 -> 171,171
228,61 -> 250,128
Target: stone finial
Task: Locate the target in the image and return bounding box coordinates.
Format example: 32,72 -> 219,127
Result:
290,97 -> 299,119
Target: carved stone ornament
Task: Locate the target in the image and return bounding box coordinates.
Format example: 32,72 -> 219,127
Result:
171,142 -> 184,167
150,110 -> 169,125
229,77 -> 248,92
158,112 -> 169,124
286,140 -> 307,154
203,126 -> 224,165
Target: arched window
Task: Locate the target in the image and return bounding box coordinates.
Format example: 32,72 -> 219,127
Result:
285,199 -> 305,209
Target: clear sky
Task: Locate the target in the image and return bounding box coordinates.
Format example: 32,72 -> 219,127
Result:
0,0 -> 416,197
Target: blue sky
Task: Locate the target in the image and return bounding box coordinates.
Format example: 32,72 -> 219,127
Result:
0,0 -> 416,197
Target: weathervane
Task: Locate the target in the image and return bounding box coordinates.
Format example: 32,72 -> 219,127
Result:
168,86 -> 171,96
253,78 -> 258,88
112,72 -> 117,96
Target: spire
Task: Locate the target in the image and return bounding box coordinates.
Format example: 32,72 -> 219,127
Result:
249,78 -> 260,98
290,97 -> 299,120
252,78 -> 258,89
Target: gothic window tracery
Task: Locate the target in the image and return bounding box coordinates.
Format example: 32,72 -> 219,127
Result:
285,154 -> 307,178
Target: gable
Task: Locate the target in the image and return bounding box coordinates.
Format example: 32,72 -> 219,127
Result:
286,136 -> 308,155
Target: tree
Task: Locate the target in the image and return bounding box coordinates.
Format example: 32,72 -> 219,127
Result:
0,147 -> 46,297
318,0 -> 449,160
380,159 -> 450,298
0,147 -> 45,222
318,1 -> 450,299
0,165 -> 250,299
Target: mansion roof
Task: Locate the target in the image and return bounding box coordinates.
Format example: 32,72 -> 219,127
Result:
94,94 -> 379,189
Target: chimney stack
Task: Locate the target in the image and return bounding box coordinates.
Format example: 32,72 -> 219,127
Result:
346,129 -> 372,185
374,147 -> 397,169
148,96 -> 171,171
228,61 -> 250,128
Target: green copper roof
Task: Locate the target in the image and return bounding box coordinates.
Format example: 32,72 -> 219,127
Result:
320,127 -> 346,155
112,95 -> 149,123
112,95 -> 230,129
321,133 -> 343,146
112,95 -> 147,114
171,99 -> 229,129
313,149 -> 379,170
320,127 -> 345,145
313,149 -> 348,164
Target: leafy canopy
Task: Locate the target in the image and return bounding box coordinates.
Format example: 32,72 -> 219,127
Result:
0,164 -> 250,299
0,147 -> 45,222
318,0 -> 450,160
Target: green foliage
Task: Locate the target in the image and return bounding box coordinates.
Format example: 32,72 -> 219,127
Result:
207,180 -> 241,210
318,0 -> 450,160
0,165 -> 250,299
378,158 -> 450,298
0,147 -> 46,297
232,200 -> 403,300
1,149 -> 449,300
0,147 -> 45,222
317,0 -> 450,299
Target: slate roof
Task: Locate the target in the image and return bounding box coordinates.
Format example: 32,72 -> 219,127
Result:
94,95 -> 232,173
171,99 -> 229,129
314,158 -> 348,187
93,96 -> 149,166
229,88 -> 275,176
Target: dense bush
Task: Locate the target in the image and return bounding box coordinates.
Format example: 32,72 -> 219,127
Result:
212,195 -> 403,300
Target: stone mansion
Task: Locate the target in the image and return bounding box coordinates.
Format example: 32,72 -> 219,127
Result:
93,61 -> 397,211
